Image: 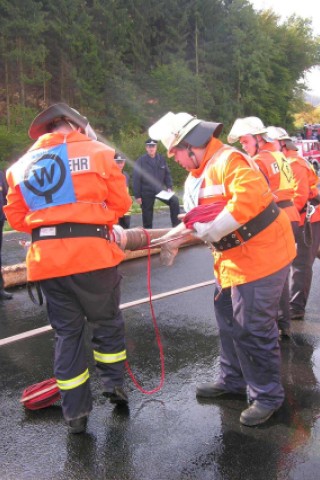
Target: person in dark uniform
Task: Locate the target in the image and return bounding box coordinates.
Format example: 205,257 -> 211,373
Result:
133,138 -> 180,228
114,152 -> 131,229
0,170 -> 13,301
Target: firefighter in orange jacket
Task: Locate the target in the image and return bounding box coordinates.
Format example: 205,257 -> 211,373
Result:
148,112 -> 296,427
274,128 -> 320,320
4,103 -> 132,434
228,117 -> 299,339
228,119 -> 299,223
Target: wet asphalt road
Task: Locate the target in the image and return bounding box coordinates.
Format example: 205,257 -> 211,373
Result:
1,210 -> 320,480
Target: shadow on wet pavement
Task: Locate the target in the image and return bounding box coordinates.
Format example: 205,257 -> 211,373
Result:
1,211 -> 320,480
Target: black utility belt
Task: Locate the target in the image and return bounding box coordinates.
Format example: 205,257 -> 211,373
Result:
300,195 -> 320,213
31,223 -> 109,242
276,200 -> 294,209
212,201 -> 280,252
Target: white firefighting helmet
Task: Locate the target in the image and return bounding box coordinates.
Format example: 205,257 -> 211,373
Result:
227,116 -> 269,144
267,126 -> 298,151
148,112 -> 223,157
266,126 -> 281,140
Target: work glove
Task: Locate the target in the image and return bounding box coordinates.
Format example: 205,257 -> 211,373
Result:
192,209 -> 240,244
150,222 -> 194,266
110,224 -> 127,250
193,219 -> 218,243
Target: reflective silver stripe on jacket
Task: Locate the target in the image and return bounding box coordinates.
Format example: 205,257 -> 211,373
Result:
198,184 -> 225,199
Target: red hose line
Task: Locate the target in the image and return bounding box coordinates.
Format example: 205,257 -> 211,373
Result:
125,202 -> 227,394
125,229 -> 165,394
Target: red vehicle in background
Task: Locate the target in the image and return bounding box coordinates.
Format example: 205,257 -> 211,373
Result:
295,138 -> 320,174
303,124 -> 320,140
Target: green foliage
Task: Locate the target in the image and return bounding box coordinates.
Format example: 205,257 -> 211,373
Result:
0,127 -> 30,168
0,0 -> 320,185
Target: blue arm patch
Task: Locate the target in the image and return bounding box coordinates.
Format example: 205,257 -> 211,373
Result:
14,143 -> 76,211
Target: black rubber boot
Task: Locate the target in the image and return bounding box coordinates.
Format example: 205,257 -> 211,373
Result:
67,416 -> 88,434
103,386 -> 128,406
196,382 -> 246,399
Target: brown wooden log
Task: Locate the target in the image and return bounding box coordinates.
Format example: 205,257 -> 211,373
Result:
2,228 -> 202,288
2,263 -> 27,288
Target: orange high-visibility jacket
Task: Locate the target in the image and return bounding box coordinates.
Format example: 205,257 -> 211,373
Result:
4,131 -> 132,281
189,138 -> 296,288
285,149 -> 320,225
253,143 -> 300,223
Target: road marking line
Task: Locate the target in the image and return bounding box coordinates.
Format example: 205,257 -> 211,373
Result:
0,280 -> 215,347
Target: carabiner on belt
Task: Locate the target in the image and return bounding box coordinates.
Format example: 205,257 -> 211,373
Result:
306,202 -> 316,222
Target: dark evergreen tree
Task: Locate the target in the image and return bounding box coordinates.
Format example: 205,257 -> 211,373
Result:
0,0 -> 319,171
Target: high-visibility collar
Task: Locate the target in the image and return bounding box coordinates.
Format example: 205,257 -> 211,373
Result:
189,137 -> 223,178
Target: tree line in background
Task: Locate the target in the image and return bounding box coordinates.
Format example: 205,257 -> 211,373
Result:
0,0 -> 319,186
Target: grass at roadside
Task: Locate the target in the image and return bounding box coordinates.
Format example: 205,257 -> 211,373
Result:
3,222 -> 12,232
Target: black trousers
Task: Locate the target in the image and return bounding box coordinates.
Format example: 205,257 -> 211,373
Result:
141,194 -> 180,228
40,266 -> 126,420
118,215 -> 131,229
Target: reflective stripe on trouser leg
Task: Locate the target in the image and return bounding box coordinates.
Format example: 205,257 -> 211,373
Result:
57,368 -> 90,390
56,369 -> 90,421
73,267 -> 127,391
94,350 -> 127,364
230,265 -> 289,409
93,349 -> 126,391
40,277 -> 93,421
214,287 -> 247,392
92,310 -> 126,391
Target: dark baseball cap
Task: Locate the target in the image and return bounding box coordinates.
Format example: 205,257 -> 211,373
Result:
114,152 -> 126,162
145,138 -> 158,146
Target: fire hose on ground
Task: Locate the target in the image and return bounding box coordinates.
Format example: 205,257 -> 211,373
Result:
12,204 -> 226,409
2,225 -> 202,409
7,203 -> 320,408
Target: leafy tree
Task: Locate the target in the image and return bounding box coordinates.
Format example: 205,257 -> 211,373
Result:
257,11 -> 320,129
294,102 -> 320,129
0,0 -> 320,182
147,60 -> 213,119
0,0 -> 47,127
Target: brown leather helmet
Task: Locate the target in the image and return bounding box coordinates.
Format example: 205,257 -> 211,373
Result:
28,103 -> 97,140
